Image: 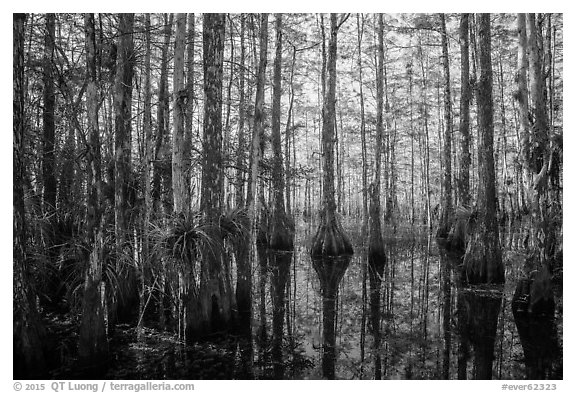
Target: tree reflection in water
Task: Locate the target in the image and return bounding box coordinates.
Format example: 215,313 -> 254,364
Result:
312,255 -> 351,379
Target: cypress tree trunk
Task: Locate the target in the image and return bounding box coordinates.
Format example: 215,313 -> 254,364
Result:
270,14 -> 294,252
310,13 -> 353,258
78,13 -> 108,371
235,14 -> 246,208
13,13 -> 47,379
172,13 -> 189,215
153,13 -> 173,216
247,13 -> 268,212
527,13 -> 555,267
310,14 -> 353,380
41,13 -> 60,308
234,17 -> 251,332
111,13 -> 137,326
356,13 -> 369,376
463,14 -> 505,285
42,13 -> 57,214
42,13 -> 57,215
114,13 -> 134,251
268,13 -> 294,378
247,13 -> 269,339
284,44 -> 297,216
368,13 -> 386,380
185,13 -> 195,197
516,14 -> 532,214
437,13 -> 453,238
459,13 -> 472,208
200,13 -> 233,333
140,13 -> 152,338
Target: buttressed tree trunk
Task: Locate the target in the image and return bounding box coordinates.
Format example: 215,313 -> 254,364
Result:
310,13 -> 353,380
200,13 -> 233,333
13,13 -> 47,379
310,13 -> 353,258
463,14 -> 505,285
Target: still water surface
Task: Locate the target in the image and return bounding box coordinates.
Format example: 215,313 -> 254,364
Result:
100,219 -> 562,380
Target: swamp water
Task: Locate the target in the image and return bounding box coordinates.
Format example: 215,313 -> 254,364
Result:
52,219 -> 562,380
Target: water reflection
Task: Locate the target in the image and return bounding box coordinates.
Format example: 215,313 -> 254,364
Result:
270,250 -> 293,378
92,222 -> 562,380
512,279 -> 561,379
457,286 -> 503,379
439,249 -> 452,379
311,255 -> 351,379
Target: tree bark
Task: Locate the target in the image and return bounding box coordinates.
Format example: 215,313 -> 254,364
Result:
114,13 -> 134,250
310,13 -> 353,258
235,14 -> 246,208
463,14 -> 504,285
153,13 -> 174,215
172,13 -> 189,215
368,14 -> 386,379
438,13 -> 453,237
40,13 -> 60,308
13,13 -> 47,379
140,13 -> 153,338
78,13 -> 108,370
269,13 -> 294,251
185,13 -> 195,201
247,13 -> 268,212
200,13 -> 232,332
42,13 -> 57,215
459,13 -> 472,208
111,13 -> 137,325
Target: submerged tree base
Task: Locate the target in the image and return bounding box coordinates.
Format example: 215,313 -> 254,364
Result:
436,206 -> 474,255
512,280 -> 561,379
463,230 -> 505,285
310,211 -> 353,257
